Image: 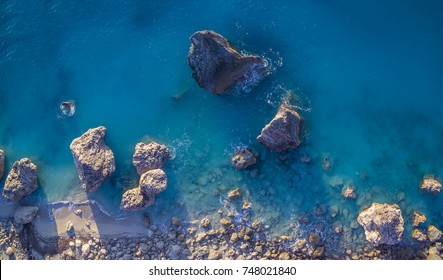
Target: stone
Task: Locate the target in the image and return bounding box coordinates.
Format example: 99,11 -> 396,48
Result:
60,101 -> 76,117
2,158 -> 38,201
411,211 -> 426,227
139,169 -> 167,198
208,249 -> 222,260
231,148 -> 256,169
411,229 -> 427,242
187,30 -> 267,94
357,203 -> 404,246
13,206 -> 39,224
428,225 -> 442,243
74,209 -> 82,217
420,176 -> 441,194
120,188 -> 155,211
322,154 -> 334,172
0,149 -> 4,180
227,188 -> 242,200
257,104 -> 302,152
132,142 -> 170,175
70,126 -> 115,192
278,252 -> 290,260
66,221 -> 74,233
342,185 -> 356,199
6,247 -> 14,256
200,218 -> 210,228
82,244 -> 91,256
309,233 -> 321,245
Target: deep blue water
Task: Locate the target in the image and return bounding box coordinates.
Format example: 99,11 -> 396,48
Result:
1,0 -> 443,248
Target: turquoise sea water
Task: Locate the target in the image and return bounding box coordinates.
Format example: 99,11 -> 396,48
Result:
1,0 -> 443,251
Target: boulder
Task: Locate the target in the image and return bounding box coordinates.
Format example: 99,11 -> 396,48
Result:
187,30 -> 267,94
357,203 -> 404,246
0,149 -> 4,180
13,206 -> 39,224
139,169 -> 167,198
411,211 -> 426,227
420,176 -> 441,194
2,158 -> 38,201
257,104 -> 302,152
411,229 -> 427,242
132,141 -> 170,175
428,225 -> 442,243
342,185 -> 356,199
70,126 -> 115,192
120,188 -> 154,211
231,148 -> 256,169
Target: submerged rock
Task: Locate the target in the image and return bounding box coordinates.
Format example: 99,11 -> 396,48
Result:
257,104 -> 302,152
342,184 -> 357,199
132,141 -> 170,175
231,148 -> 256,169
411,210 -> 426,227
187,30 -> 267,94
14,206 -> 39,224
0,149 -> 4,180
2,158 -> 38,201
60,101 -> 76,117
427,225 -> 442,243
420,176 -> 441,194
357,203 -> 404,246
139,169 -> 167,198
70,126 -> 115,192
120,188 -> 154,211
227,188 -> 242,200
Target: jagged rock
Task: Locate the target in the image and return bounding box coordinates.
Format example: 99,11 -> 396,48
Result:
139,169 -> 167,198
132,142 -> 170,175
420,176 -> 441,194
187,30 -> 267,94
231,148 -> 256,169
357,203 -> 404,246
227,188 -> 242,200
342,184 -> 357,199
13,206 -> 39,224
2,158 -> 38,201
257,104 -> 302,152
120,188 -> 154,211
411,229 -> 427,242
0,149 -> 4,180
70,126 -> 115,192
200,218 -> 210,228
428,225 -> 442,243
411,211 -> 426,227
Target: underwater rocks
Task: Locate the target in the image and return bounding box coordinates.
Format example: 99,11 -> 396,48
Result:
0,149 -> 4,180
132,141 -> 170,175
357,203 -> 404,246
187,30 -> 267,94
13,206 -> 39,224
341,184 -> 356,199
120,188 -> 155,211
60,101 -> 76,117
257,104 -> 302,152
2,158 -> 38,201
420,176 -> 441,194
139,169 -> 167,198
70,126 -> 115,193
231,148 -> 256,169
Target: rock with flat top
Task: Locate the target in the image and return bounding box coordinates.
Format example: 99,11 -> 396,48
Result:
2,158 -> 38,201
14,206 -> 39,224
70,126 -> 115,192
357,203 -> 404,246
188,30 -> 267,94
257,104 -> 302,152
132,141 -> 170,175
420,176 -> 441,194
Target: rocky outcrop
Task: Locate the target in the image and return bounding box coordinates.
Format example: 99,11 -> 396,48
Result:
188,30 -> 267,94
2,158 -> 38,201
14,206 -> 39,224
132,142 -> 170,175
257,104 -> 302,152
231,148 -> 256,169
420,177 -> 441,194
120,188 -> 155,211
357,203 -> 404,246
139,169 -> 167,198
70,126 -> 115,192
0,149 -> 5,180
427,225 -> 442,243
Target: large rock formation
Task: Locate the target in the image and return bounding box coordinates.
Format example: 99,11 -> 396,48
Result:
14,206 -> 39,224
132,142 -> 170,175
188,30 -> 267,94
120,188 -> 155,211
139,169 -> 167,198
420,176 -> 441,194
357,203 -> 404,246
257,104 -> 302,152
2,158 -> 38,201
70,126 -> 115,192
231,148 -> 256,169
0,149 -> 4,180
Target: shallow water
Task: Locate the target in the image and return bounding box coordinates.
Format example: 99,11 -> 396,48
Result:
1,0 -> 443,250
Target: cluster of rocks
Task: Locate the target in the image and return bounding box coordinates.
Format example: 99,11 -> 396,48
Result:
120,142 -> 170,211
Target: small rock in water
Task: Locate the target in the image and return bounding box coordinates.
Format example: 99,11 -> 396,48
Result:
411,211 -> 426,227
6,247 -> 14,256
227,188 -> 242,200
411,229 -> 427,242
231,147 -> 256,169
342,184 -> 357,199
60,101 -> 76,117
2,158 -> 38,201
420,176 -> 441,194
200,218 -> 210,228
322,154 -> 334,172
428,225 -> 442,243
329,205 -> 339,218
0,149 -> 4,180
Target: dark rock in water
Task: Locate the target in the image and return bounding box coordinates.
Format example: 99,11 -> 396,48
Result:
420,176 -> 441,194
132,141 -> 170,175
14,206 -> 39,224
0,149 -> 4,180
139,169 -> 167,198
70,126 -> 115,192
60,101 -> 76,117
357,203 -> 404,246
231,147 -> 256,169
187,30 -> 267,94
257,104 -> 302,152
2,158 -> 38,201
120,188 -> 155,211
427,225 -> 442,243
